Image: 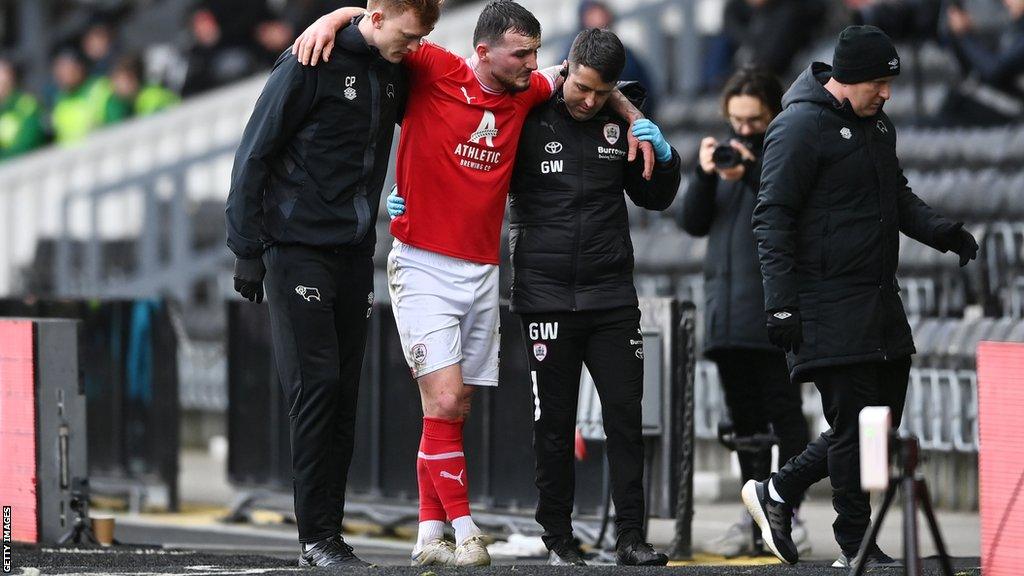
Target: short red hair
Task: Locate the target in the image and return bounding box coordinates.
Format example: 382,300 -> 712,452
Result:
368,0 -> 443,28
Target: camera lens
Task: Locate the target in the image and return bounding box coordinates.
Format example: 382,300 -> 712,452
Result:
712,144 -> 742,169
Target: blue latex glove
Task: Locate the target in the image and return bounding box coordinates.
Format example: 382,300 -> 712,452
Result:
386,185 -> 406,220
631,119 -> 671,163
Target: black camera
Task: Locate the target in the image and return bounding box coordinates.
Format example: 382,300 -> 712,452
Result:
712,144 -> 743,169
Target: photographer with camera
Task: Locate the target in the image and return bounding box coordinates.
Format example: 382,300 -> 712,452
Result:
678,67 -> 811,558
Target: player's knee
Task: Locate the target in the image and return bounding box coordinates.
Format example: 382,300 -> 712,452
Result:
426,392 -> 463,420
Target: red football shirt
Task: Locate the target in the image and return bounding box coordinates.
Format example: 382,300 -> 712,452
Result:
391,41 -> 554,264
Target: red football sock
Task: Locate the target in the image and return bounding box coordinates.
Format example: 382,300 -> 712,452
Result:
417,430 -> 446,523
419,417 -> 471,521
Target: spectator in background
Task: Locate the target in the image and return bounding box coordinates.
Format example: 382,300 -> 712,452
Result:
253,16 -> 296,66
81,16 -> 119,76
851,0 -> 943,42
724,0 -> 826,78
936,0 -> 1024,125
108,55 -> 179,121
181,4 -> 252,96
285,1 -> 369,34
181,0 -> 289,97
678,67 -> 811,559
50,47 -> 117,144
564,0 -> 659,115
0,57 -> 44,159
204,0 -> 294,66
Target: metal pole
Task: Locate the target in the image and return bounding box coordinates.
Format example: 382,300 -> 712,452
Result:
850,480 -> 897,576
667,302 -> 695,559
368,305 -> 383,496
171,174 -> 191,302
917,480 -> 955,576
86,197 -> 101,296
903,473 -> 922,576
902,439 -> 922,576
56,196 -> 72,297
140,184 -> 160,281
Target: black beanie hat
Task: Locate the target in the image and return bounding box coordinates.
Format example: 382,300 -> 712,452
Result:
832,25 -> 900,84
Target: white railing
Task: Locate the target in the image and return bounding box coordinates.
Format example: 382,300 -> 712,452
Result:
0,77 -> 262,296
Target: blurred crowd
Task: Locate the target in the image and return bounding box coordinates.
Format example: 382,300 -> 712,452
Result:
0,12 -> 183,159
1,0 -> 1022,162
702,0 -> 1024,126
0,0 -> 369,161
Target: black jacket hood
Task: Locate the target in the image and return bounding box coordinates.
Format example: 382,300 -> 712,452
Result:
784,62 -> 882,120
783,62 -> 841,108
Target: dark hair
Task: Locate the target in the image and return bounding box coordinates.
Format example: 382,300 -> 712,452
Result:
473,0 -> 541,47
720,66 -> 784,118
112,54 -> 143,79
51,44 -> 87,66
568,28 -> 625,83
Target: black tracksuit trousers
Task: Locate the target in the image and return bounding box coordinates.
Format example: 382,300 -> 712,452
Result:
262,244 -> 374,544
772,357 -> 911,557
519,305 -> 647,549
712,349 -> 811,506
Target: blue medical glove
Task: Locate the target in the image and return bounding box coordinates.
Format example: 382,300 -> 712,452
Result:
631,119 -> 672,163
386,185 -> 406,220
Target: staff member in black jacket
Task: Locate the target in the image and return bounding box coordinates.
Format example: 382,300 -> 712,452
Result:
679,67 -> 811,558
511,29 -> 679,567
742,26 -> 979,569
224,0 -> 439,567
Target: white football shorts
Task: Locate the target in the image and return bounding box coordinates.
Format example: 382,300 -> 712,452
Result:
386,239 -> 500,386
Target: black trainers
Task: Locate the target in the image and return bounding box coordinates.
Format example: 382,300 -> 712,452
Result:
298,534 -> 369,567
615,533 -> 669,566
832,544 -> 901,569
548,536 -> 587,566
741,479 -> 799,564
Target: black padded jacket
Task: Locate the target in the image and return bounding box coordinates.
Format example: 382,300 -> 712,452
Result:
753,63 -> 964,382
508,92 -> 682,314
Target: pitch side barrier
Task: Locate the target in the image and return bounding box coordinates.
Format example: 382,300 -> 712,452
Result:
226,298 -> 696,555
0,299 -> 180,513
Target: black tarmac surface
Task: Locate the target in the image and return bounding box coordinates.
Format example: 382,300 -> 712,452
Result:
11,545 -> 981,575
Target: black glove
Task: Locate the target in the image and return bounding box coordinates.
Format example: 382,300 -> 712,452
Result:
766,308 -> 802,354
954,229 -> 979,267
233,257 -> 266,303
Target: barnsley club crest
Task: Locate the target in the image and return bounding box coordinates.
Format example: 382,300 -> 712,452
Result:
603,123 -> 620,145
411,343 -> 427,365
533,343 -> 548,361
